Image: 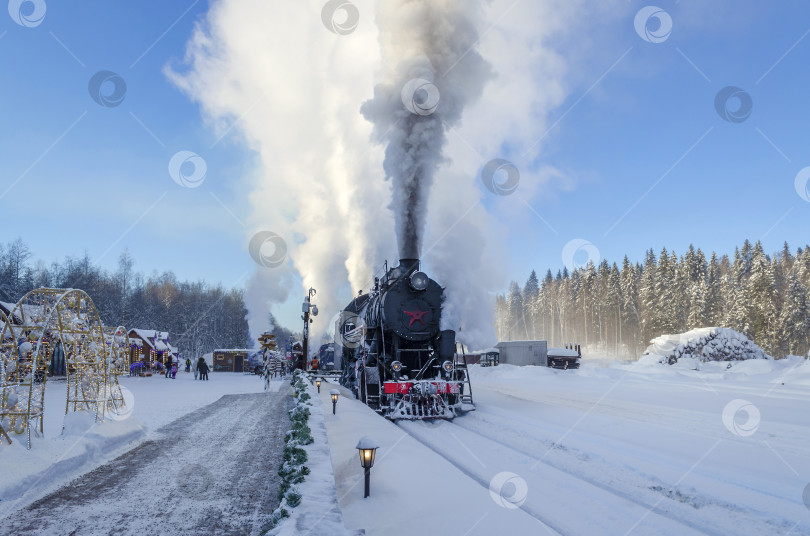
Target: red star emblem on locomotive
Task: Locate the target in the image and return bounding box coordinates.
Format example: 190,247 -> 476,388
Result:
404,307 -> 428,327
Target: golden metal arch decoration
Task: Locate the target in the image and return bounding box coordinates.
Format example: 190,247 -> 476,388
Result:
0,288 -> 125,449
100,325 -> 129,415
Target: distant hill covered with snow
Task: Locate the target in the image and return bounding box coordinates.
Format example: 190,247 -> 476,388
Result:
642,327 -> 771,364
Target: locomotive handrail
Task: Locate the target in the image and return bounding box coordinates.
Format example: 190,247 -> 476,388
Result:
414,357 -> 435,380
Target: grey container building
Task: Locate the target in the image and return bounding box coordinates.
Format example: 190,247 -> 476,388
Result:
494,340 -> 548,366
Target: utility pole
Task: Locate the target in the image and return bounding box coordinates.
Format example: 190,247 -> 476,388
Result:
301,287 -> 318,370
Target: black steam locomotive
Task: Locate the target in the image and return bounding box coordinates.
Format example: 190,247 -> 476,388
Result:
336,259 -> 474,419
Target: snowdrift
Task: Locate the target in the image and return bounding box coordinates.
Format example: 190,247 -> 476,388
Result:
642,327 -> 771,365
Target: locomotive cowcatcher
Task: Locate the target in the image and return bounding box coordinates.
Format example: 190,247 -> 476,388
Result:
337,258 -> 474,419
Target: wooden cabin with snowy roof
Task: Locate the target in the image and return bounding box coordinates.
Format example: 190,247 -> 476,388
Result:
128,329 -> 177,368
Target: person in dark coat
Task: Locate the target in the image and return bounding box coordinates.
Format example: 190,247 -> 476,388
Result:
165,356 -> 172,378
198,357 -> 209,381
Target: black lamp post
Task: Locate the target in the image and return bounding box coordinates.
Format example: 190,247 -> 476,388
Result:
356,436 -> 379,498
330,389 -> 339,414
316,378 -> 322,393
301,288 -> 318,370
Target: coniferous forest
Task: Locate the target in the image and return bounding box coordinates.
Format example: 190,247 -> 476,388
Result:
495,240 -> 810,359
0,238 -> 250,358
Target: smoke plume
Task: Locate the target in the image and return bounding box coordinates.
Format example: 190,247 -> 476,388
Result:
360,1 -> 491,260
169,0 -> 614,349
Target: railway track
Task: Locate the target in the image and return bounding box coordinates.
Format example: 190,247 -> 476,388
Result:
396,417 -> 716,536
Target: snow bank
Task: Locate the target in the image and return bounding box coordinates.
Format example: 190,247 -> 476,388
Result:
270,373 -> 358,536
317,377 -> 544,535
642,327 -> 771,365
0,415 -> 147,504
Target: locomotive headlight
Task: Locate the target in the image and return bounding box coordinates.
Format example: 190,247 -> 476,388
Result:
391,360 -> 402,381
442,360 -> 453,380
409,271 -> 429,291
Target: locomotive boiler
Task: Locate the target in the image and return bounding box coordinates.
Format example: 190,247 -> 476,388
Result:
336,259 -> 474,419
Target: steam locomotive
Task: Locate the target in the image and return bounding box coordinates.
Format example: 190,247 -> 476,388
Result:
336,259 -> 474,419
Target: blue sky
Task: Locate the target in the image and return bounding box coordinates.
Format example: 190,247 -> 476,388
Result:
1,1 -> 809,332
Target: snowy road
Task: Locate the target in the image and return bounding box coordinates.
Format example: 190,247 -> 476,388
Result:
2,389 -> 291,536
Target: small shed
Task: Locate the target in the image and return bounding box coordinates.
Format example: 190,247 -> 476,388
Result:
547,346 -> 582,369
212,349 -> 249,372
494,340 -> 548,366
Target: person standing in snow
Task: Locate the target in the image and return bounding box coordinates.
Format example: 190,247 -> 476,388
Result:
165,356 -> 172,378
185,358 -> 191,373
193,358 -> 199,380
171,361 -> 178,379
198,357 -> 209,381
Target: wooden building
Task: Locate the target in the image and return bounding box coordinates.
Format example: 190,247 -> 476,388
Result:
212,349 -> 249,372
128,329 -> 178,367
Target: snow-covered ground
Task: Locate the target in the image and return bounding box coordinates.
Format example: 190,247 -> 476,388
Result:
317,357 -> 810,535
3,359 -> 809,535
0,371 -> 265,519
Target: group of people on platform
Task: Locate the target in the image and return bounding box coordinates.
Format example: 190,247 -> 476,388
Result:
157,356 -> 209,380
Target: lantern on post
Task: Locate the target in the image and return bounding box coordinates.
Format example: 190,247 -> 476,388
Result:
356,436 -> 379,498
330,389 -> 339,414
316,378 -> 322,393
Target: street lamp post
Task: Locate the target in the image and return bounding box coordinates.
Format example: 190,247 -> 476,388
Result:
316,378 -> 321,393
301,288 -> 318,370
330,389 -> 339,414
356,436 -> 379,498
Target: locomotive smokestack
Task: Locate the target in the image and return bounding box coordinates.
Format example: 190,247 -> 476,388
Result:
399,258 -> 419,276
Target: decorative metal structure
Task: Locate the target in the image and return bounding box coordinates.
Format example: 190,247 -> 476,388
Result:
100,325 -> 129,415
0,288 -> 125,449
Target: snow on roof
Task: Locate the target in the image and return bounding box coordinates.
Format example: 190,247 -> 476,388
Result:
548,348 -> 580,357
128,329 -> 174,352
495,340 -> 547,347
0,301 -> 45,324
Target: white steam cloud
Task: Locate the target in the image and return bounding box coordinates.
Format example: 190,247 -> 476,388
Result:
169,0 -> 613,350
